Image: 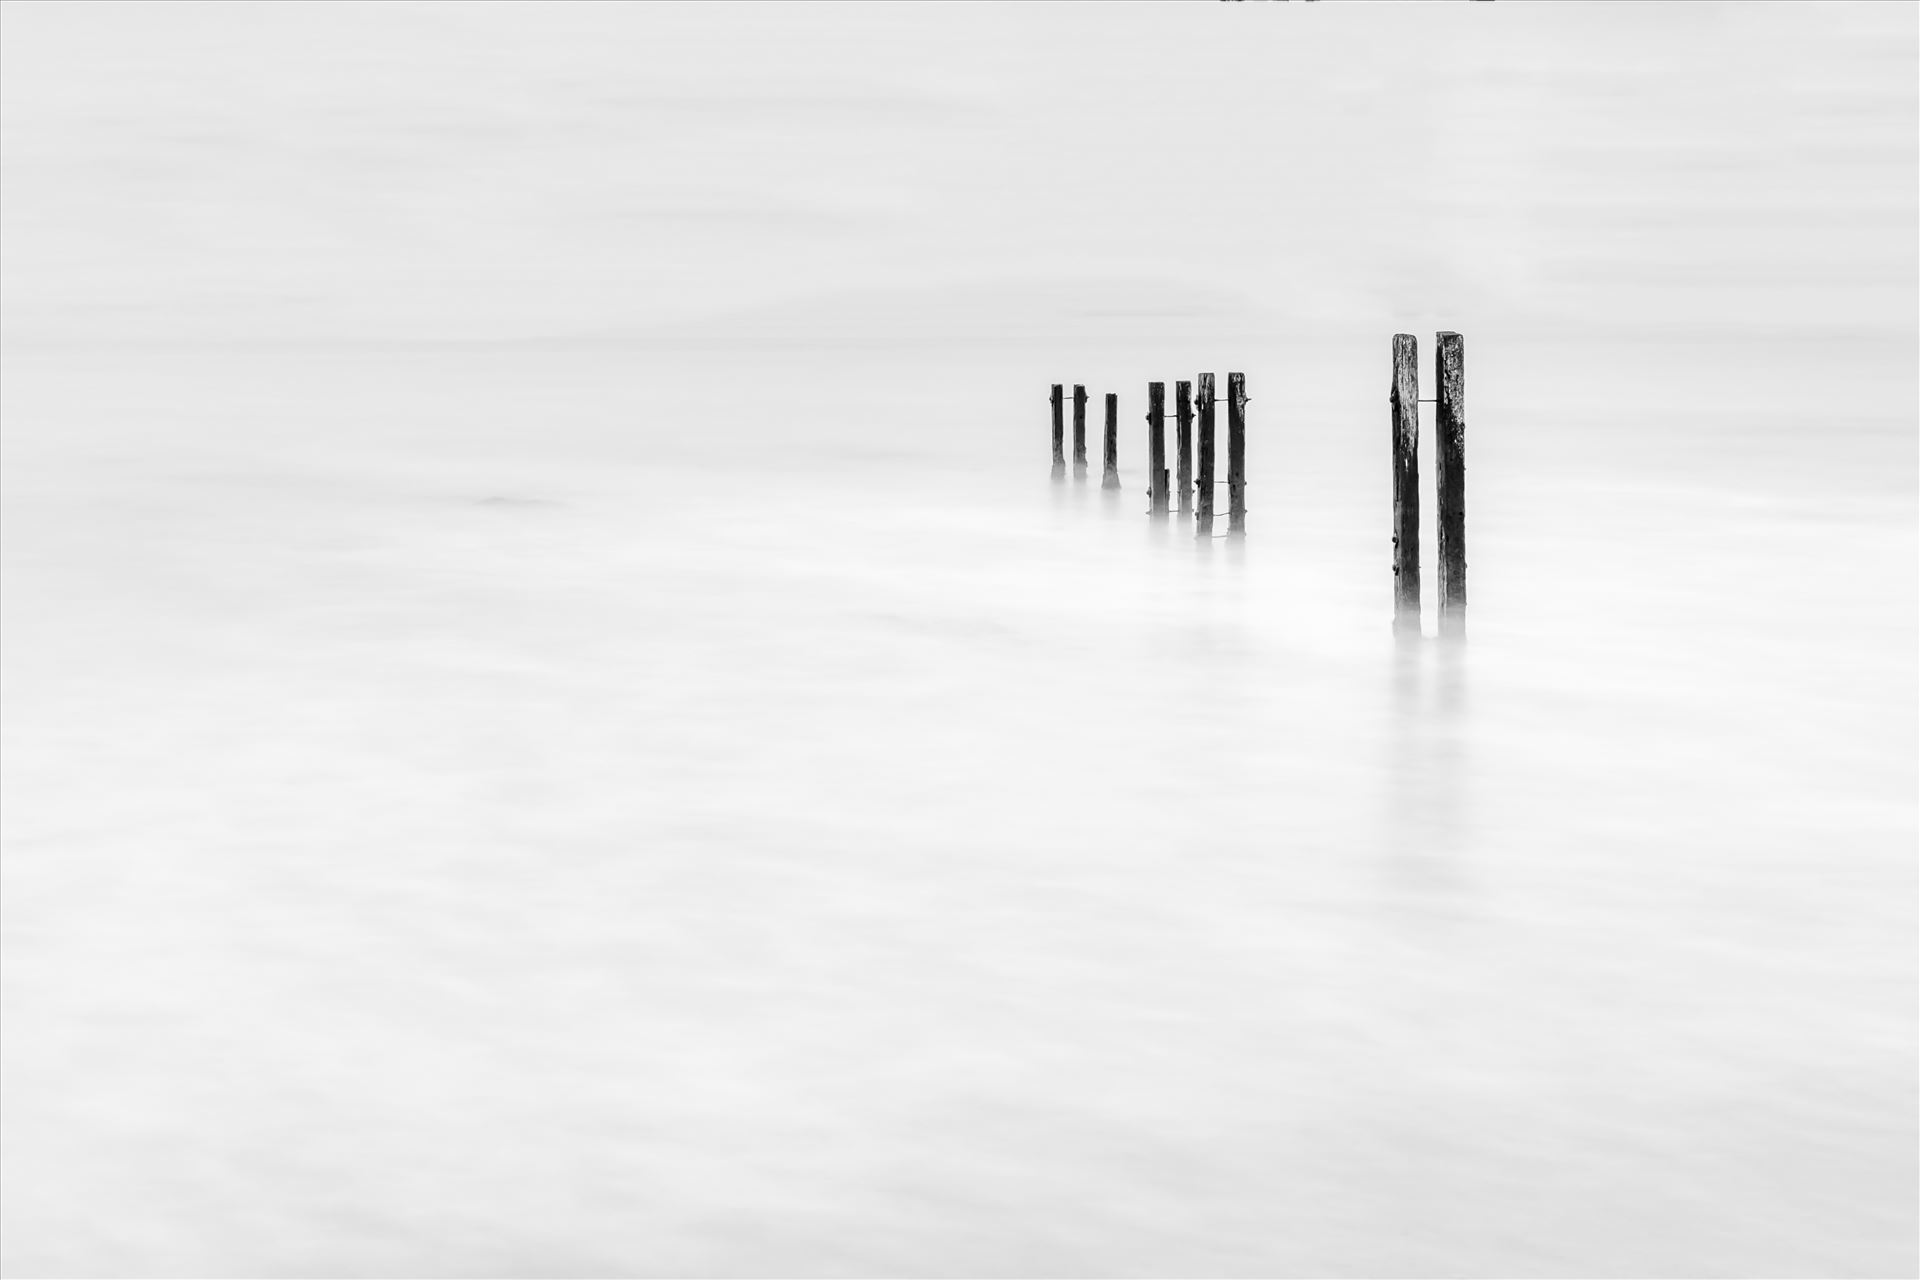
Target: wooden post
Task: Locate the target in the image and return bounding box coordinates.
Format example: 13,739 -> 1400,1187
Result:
1391,335 -> 1420,635
1072,385 -> 1088,481
1175,381 -> 1193,516
1436,332 -> 1466,637
1146,382 -> 1168,516
1050,384 -> 1065,481
1195,373 -> 1216,537
1102,393 -> 1121,490
1226,372 -> 1247,536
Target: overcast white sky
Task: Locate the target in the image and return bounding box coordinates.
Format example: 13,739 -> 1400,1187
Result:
3,1 -> 1914,345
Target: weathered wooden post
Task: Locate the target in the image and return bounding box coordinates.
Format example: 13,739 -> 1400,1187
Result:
1391,335 -> 1421,635
1050,383 -> 1065,481
1146,382 -> 1169,516
1072,385 -> 1088,481
1175,380 -> 1194,516
1102,393 -> 1121,490
1226,372 -> 1247,536
1196,373 -> 1216,537
1436,332 -> 1466,637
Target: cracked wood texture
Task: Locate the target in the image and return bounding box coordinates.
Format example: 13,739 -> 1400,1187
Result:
1195,373 -> 1216,537
1436,331 -> 1465,637
1175,380 -> 1194,515
1391,334 -> 1420,634
1072,384 -> 1088,480
1102,393 -> 1121,490
1050,383 -> 1064,480
1147,382 -> 1168,516
1227,371 -> 1247,536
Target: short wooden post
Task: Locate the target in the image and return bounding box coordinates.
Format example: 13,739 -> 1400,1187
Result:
1436,332 -> 1466,637
1102,393 -> 1121,490
1195,373 -> 1216,537
1072,385 -> 1088,481
1175,380 -> 1194,516
1226,372 -> 1247,536
1391,335 -> 1420,634
1146,382 -> 1168,516
1050,384 -> 1065,481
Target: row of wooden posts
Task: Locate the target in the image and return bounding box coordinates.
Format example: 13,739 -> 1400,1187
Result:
1049,373 -> 1248,538
1047,332 -> 1466,635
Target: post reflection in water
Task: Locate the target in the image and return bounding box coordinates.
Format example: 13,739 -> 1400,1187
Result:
1384,632 -> 1470,897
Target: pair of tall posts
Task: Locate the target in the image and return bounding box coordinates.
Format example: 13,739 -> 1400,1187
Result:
1392,331 -> 1466,638
1050,374 -> 1247,538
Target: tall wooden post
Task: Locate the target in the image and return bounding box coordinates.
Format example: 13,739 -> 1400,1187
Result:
1175,381 -> 1194,516
1391,335 -> 1421,635
1436,332 -> 1466,637
1196,373 -> 1216,538
1146,382 -> 1168,516
1102,393 -> 1121,490
1226,372 -> 1247,536
1050,384 -> 1065,481
1072,385 -> 1088,481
